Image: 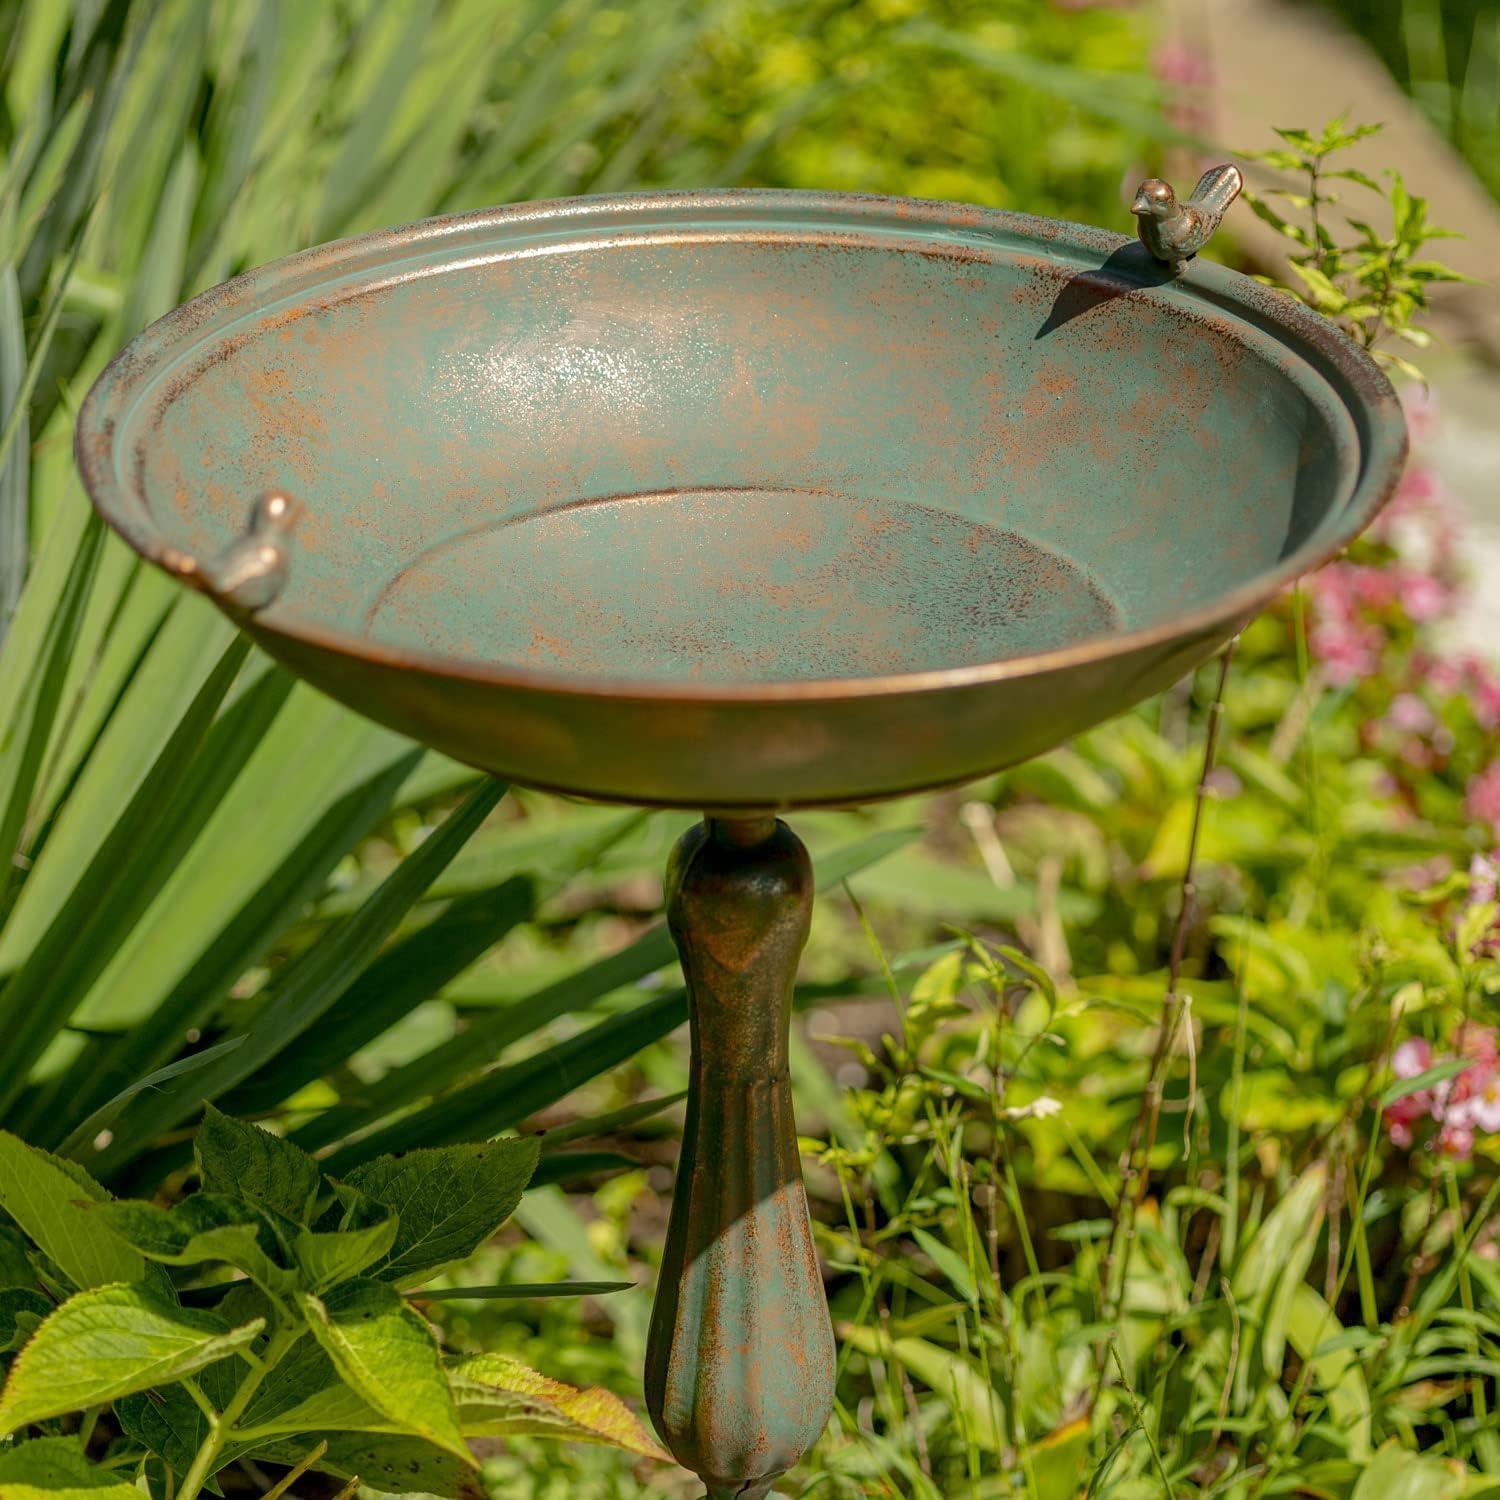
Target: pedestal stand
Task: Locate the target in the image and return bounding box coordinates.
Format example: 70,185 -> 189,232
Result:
645,816 -> 836,1498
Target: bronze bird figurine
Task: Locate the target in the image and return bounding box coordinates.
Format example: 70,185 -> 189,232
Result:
1131,163 -> 1243,267
161,490 -> 302,613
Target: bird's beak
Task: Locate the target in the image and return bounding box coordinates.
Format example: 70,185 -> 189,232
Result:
1130,194 -> 1151,216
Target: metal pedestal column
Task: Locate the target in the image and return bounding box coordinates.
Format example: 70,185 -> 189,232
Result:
645,816 -> 836,1498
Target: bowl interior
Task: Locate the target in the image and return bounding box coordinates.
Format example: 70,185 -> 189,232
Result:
95,197 -> 1368,688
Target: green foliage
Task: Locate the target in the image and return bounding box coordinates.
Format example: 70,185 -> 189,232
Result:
343,1140 -> 539,1286
0,1119 -> 663,1496
2,3 -> 1491,1497
0,1436 -> 142,1499
0,1285 -> 265,1434
0,1135 -> 143,1291
1313,0 -> 1500,203
1239,117 -> 1470,379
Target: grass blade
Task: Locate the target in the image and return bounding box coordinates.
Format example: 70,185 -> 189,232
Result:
95,778 -> 509,1154
0,635 -> 250,1113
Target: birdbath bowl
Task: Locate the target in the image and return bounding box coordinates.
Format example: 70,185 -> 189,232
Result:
77,188 -> 1405,1496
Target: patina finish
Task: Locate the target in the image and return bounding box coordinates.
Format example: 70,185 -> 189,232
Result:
75,188 -> 1406,811
646,816 -> 833,1497
1131,164 -> 1244,266
75,185 -> 1408,1497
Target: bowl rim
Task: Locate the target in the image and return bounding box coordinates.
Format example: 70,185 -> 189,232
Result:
75,187 -> 1409,706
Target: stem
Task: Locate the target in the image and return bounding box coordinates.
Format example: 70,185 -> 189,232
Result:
177,1324 -> 304,1500
1098,641 -> 1237,1354
76,1405 -> 101,1453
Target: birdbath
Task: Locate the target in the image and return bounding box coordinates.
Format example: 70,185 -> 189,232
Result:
76,181 -> 1405,1497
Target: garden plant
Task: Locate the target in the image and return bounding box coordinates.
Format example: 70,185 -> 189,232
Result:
2,1 -> 1498,1497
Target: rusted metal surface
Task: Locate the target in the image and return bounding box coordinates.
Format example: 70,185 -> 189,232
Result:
646,816 -> 834,1498
74,188 -> 1407,811
1132,163 -> 1244,265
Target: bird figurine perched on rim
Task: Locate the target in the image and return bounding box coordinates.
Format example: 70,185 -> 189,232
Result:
159,490 -> 302,614
1131,163 -> 1244,267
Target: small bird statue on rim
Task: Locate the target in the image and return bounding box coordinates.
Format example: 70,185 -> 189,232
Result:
161,490 -> 302,614
1131,163 -> 1244,267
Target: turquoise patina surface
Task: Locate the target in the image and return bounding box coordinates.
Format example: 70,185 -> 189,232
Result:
76,189 -> 1404,810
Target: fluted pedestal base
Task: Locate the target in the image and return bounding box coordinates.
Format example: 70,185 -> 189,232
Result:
645,816 -> 835,1498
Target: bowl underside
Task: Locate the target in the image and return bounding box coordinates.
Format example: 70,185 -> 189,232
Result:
77,191 -> 1406,808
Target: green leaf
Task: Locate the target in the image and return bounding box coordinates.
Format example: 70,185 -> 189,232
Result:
1238,146 -> 1310,171
0,1436 -> 141,1498
90,1194 -> 294,1300
250,1431 -> 483,1498
1285,1283 -> 1372,1461
1025,1419 -> 1090,1500
343,1137 -> 540,1285
236,1336 -> 396,1438
1350,1440 -> 1468,1499
528,1150 -> 638,1188
911,1227 -> 981,1307
0,1288 -> 51,1353
0,633 -> 252,1109
60,729 -> 424,1170
0,1131 -> 145,1289
1379,1058 -> 1470,1108
56,1037 -> 249,1159
195,1104 -> 322,1223
114,1384 -> 231,1489
108,778 -> 506,1155
1244,193 -> 1311,245
0,264 -> 27,646
0,1224 -> 37,1289
1233,1163 -> 1326,1301
838,1324 -> 1005,1453
1271,125 -> 1320,152
538,1091 -> 688,1152
0,514 -> 105,929
1326,167 -> 1382,192
412,1281 -> 633,1302
1286,260 -> 1345,311
222,874 -> 537,1117
298,1279 -> 471,1462
293,1190 -> 399,1293
0,1282 -> 264,1433
449,1353 -> 667,1458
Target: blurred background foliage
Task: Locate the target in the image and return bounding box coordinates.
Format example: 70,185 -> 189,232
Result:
1,0 -> 1498,1496
1312,0 -> 1500,199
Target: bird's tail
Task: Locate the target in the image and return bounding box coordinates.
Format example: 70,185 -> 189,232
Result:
1190,163 -> 1244,218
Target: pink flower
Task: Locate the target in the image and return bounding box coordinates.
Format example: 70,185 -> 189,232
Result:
1467,763 -> 1500,832
1388,693 -> 1436,734
1394,1037 -> 1433,1078
1470,853 -> 1499,906
1463,1073 -> 1500,1134
1152,41 -> 1213,86
1385,1038 -> 1435,1147
1466,659 -> 1500,730
1400,855 -> 1451,890
1459,1024 -> 1499,1069
1310,616 -> 1382,685
1401,384 -> 1440,444
1352,566 -> 1398,609
1428,656 -> 1464,695
1385,1031 -> 1500,1156
1395,568 -> 1450,622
